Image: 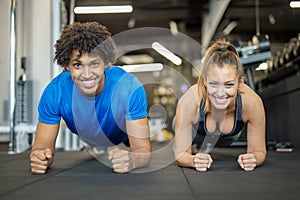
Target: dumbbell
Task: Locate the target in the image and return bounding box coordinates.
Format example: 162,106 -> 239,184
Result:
285,38 -> 297,61
252,34 -> 271,53
279,44 -> 289,66
272,51 -> 281,69
292,33 -> 300,58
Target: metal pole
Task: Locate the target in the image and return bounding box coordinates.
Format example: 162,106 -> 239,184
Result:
246,67 -> 255,90
8,0 -> 17,154
52,0 -> 62,78
255,0 -> 260,36
69,0 -> 75,24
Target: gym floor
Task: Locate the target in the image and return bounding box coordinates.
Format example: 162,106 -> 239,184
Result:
0,143 -> 299,200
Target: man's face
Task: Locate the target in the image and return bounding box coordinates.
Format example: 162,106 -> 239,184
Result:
67,50 -> 107,97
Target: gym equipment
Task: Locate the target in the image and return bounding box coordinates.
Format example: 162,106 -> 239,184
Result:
236,34 -> 272,66
233,34 -> 272,90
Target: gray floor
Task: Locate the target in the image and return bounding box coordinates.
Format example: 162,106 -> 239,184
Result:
0,144 -> 299,200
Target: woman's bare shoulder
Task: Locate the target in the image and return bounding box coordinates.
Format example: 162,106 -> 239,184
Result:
241,84 -> 264,120
241,84 -> 263,104
179,84 -> 199,104
177,84 -> 200,123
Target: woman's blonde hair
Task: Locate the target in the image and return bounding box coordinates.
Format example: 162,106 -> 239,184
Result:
197,40 -> 244,113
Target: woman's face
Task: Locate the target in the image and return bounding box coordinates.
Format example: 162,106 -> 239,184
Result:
205,65 -> 240,111
67,50 -> 107,97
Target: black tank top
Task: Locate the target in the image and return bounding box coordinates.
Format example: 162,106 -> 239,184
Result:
193,93 -> 245,151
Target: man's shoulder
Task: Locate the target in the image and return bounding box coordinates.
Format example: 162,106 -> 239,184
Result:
105,66 -> 126,76
44,71 -> 72,95
51,71 -> 71,81
106,66 -> 136,82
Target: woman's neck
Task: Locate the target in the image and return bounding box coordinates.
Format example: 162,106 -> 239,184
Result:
209,99 -> 236,119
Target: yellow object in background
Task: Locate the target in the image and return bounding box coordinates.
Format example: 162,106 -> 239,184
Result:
151,129 -> 174,142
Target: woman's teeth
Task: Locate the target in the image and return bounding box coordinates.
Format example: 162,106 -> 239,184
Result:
214,97 -> 227,104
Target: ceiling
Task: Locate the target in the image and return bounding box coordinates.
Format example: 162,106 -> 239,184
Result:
66,0 -> 300,64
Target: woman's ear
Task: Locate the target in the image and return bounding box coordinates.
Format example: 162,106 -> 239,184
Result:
239,76 -> 245,85
238,76 -> 245,93
203,78 -> 208,87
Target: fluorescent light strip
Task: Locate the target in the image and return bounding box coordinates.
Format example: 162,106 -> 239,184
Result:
152,42 -> 182,65
120,54 -> 154,64
290,1 -> 300,8
122,63 -> 164,73
74,5 -> 133,14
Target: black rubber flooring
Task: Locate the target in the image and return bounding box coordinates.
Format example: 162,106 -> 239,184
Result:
0,145 -> 299,200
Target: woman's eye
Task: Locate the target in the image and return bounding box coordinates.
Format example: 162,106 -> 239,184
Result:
209,82 -> 218,87
225,83 -> 234,88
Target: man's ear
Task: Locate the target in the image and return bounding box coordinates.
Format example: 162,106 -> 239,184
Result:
105,62 -> 112,68
64,65 -> 69,71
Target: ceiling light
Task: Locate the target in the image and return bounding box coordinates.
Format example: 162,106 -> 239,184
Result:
268,14 -> 276,25
152,42 -> 182,65
119,54 -> 154,64
290,1 -> 300,8
128,17 -> 136,28
169,21 -> 178,36
122,63 -> 164,73
74,5 -> 133,14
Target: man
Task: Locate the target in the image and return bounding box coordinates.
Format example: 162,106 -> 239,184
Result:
30,22 -> 151,174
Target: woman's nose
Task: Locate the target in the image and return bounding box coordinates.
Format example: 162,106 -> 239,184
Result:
216,85 -> 225,96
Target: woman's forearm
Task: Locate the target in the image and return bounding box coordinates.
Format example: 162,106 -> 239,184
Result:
175,152 -> 195,168
251,150 -> 266,166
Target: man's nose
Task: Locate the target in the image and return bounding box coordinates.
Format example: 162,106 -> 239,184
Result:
82,65 -> 92,77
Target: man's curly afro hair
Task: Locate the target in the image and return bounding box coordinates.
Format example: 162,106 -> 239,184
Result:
54,21 -> 117,67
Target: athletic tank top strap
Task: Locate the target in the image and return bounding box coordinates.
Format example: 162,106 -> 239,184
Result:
199,93 -> 243,125
236,93 -> 243,121
194,93 -> 245,147
199,100 -> 206,121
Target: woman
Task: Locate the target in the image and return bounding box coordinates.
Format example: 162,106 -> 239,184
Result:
174,40 -> 266,172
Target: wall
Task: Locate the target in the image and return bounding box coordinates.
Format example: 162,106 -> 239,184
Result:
23,0 -> 52,125
260,74 -> 300,148
0,0 -> 11,125
0,0 -> 53,127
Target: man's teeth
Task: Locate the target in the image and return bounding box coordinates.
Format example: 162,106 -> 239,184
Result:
81,79 -> 95,83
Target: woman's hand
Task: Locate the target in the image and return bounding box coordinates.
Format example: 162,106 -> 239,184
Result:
194,153 -> 213,172
238,153 -> 257,171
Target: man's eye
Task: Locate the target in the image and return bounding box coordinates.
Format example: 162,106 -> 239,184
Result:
73,63 -> 81,68
91,62 -> 99,67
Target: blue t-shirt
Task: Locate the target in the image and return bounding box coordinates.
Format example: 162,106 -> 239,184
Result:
38,66 -> 148,147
